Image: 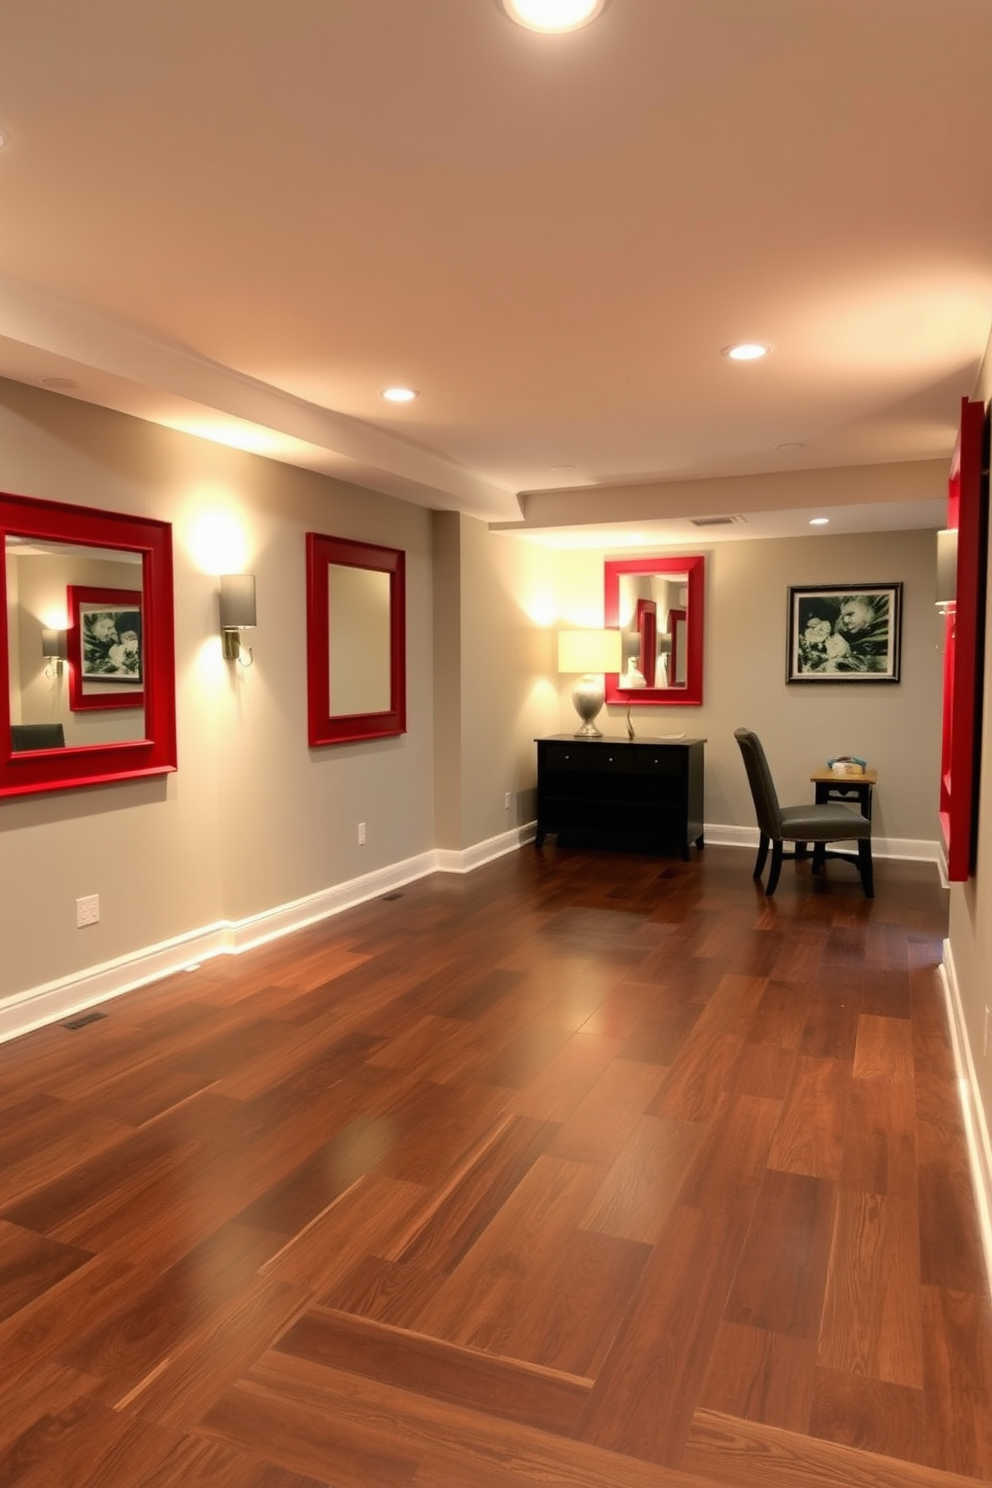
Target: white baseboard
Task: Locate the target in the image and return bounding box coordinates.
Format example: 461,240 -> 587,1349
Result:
702,823 -> 941,863
0,830 -> 542,1048
0,819 -> 942,1048
939,938 -> 992,1301
434,822 -> 536,874
0,849 -> 434,1046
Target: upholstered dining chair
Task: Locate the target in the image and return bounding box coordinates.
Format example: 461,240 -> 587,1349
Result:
734,728 -> 874,898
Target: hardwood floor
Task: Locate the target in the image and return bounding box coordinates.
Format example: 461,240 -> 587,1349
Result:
1,842 -> 990,1487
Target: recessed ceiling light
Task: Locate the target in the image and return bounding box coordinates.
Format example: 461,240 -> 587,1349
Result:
380,387 -> 418,403
38,376 -> 79,392
0,127 -> 10,151
809,517 -> 830,526
722,342 -> 771,361
499,0 -> 608,33
774,441 -> 807,453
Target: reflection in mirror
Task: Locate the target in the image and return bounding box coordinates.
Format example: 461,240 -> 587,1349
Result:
307,532 -> 406,747
328,564 -> 391,716
604,555 -> 704,707
6,538 -> 146,749
1,491 -> 176,799
615,574 -> 688,689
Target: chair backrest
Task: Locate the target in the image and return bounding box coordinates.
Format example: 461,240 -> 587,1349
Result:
11,722 -> 66,752
734,728 -> 783,839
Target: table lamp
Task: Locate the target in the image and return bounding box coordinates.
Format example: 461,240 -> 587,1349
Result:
557,628 -> 622,737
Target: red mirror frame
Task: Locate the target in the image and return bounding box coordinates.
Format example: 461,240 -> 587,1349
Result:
604,554 -> 704,706
940,397 -> 987,880
306,532 -> 406,746
0,491 -> 176,798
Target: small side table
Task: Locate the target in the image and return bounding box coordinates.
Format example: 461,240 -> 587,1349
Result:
810,767 -> 877,820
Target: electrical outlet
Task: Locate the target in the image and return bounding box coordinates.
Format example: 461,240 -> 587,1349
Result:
984,1006 -> 990,1059
76,894 -> 99,927
358,821 -> 366,845
504,792 -> 511,810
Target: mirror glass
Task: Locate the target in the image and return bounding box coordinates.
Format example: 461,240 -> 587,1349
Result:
1,491 -> 176,798
6,537 -> 146,747
328,564 -> 392,716
604,554 -> 704,707
307,532 -> 406,746
614,572 -> 689,689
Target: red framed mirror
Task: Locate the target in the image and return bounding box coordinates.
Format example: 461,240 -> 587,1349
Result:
306,532 -> 406,746
605,554 -> 704,707
1,491 -> 176,798
940,397 -> 987,880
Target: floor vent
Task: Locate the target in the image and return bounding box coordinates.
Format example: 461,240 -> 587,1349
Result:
381,892 -> 403,901
63,1011 -> 107,1030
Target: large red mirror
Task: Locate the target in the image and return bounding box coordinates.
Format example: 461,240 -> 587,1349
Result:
604,554 -> 704,707
1,491 -> 176,798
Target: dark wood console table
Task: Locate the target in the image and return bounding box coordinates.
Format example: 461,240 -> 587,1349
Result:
535,735 -> 705,860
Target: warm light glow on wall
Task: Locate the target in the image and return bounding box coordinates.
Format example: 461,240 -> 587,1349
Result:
521,591 -> 558,627
39,605 -> 70,630
185,506 -> 250,575
162,416 -> 288,458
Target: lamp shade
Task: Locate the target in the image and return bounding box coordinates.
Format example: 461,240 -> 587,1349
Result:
557,628 -> 622,675
219,573 -> 257,630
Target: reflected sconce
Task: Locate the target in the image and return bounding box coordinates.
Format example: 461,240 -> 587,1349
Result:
936,528 -> 957,615
219,574 -> 256,665
557,628 -> 622,737
41,627 -> 67,678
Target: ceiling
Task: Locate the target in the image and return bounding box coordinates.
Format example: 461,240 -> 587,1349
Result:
0,0 -> 988,545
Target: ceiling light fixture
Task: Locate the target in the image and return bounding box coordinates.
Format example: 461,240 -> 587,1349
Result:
38,376 -> 80,392
809,517 -> 830,526
499,0 -> 608,33
380,387 -> 418,403
722,342 -> 771,361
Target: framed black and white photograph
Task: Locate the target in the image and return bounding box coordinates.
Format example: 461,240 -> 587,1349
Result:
787,583 -> 902,683
66,585 -> 145,711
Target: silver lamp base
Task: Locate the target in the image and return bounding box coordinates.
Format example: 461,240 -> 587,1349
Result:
571,673 -> 605,737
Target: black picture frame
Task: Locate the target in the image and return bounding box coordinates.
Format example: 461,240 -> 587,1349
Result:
787,583 -> 902,683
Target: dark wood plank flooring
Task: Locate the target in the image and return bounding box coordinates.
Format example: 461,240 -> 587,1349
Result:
1,843 -> 990,1487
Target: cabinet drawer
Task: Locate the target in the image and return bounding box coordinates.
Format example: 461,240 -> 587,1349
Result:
633,748 -> 683,777
585,747 -> 635,774
542,743 -> 588,771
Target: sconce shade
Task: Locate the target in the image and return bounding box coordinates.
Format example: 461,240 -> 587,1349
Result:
936,528 -> 958,610
219,573 -> 257,631
41,627 -> 68,660
557,628 -> 622,675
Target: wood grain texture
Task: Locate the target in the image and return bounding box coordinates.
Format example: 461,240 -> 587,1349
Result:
0,845 -> 986,1487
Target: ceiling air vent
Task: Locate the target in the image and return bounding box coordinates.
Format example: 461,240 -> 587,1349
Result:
689,514 -> 747,527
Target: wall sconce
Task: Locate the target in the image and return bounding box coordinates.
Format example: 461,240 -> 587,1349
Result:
936,528 -> 957,615
219,574 -> 256,666
557,628 -> 622,737
41,627 -> 67,678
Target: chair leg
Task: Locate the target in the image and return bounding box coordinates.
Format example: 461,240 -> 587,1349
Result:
753,832 -> 769,881
858,838 -> 874,898
811,841 -> 826,875
765,840 -> 784,896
